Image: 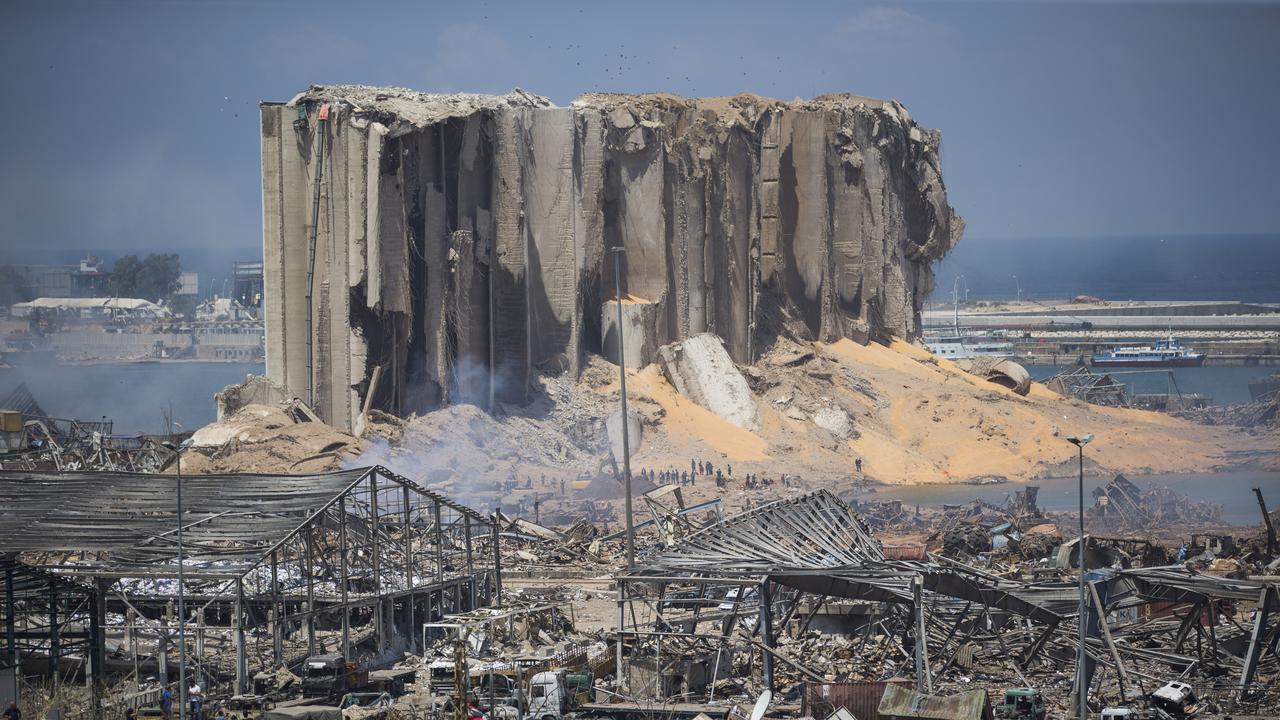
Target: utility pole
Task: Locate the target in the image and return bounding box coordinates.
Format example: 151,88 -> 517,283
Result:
1067,433 -> 1094,720
611,246 -> 635,570
163,441 -> 189,720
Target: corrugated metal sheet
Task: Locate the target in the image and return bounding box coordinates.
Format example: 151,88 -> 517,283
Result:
881,541 -> 928,561
804,679 -> 911,720
877,684 -> 991,720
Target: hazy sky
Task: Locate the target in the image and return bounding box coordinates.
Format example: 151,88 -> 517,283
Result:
1,0 -> 1277,260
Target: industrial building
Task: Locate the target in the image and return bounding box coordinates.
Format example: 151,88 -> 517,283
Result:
0,466 -> 500,712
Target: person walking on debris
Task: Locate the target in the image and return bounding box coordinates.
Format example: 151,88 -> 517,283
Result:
560,477 -> 566,495
855,456 -> 862,474
160,686 -> 174,720
4,701 -> 20,720
715,469 -> 724,488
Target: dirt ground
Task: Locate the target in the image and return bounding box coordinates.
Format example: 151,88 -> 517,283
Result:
617,336 -> 1264,486
179,337 -> 1275,504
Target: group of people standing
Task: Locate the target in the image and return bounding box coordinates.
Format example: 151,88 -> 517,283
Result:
628,458 -> 805,491
633,458 -> 727,488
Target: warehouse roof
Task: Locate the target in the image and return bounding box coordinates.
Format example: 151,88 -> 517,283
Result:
0,465 -> 489,578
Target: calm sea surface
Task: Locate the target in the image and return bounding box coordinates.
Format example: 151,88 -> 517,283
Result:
0,361 -> 263,435
931,235 -> 1280,304
1026,364 -> 1268,405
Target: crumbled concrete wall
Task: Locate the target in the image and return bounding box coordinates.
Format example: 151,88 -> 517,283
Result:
605,408 -> 642,464
602,298 -> 659,370
261,86 -> 962,430
656,333 -> 760,432
812,403 -> 856,440
214,375 -> 291,421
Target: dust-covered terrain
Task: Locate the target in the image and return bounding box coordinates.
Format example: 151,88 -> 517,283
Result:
183,334 -> 1275,503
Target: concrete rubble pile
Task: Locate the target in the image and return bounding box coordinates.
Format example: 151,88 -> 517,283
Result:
260,85 -> 962,430
656,333 -> 760,431
419,603 -> 581,657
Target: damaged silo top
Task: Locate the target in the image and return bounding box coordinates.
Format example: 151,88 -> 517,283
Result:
260,85 -> 964,430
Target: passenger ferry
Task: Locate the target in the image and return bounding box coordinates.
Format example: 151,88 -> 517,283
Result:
1090,338 -> 1205,368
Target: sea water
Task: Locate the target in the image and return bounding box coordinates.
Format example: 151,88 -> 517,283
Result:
932,234 -> 1280,304
1025,364 -> 1268,405
0,361 -> 263,435
878,471 -> 1280,526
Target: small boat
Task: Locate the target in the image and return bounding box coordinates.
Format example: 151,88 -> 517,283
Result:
1090,337 -> 1205,368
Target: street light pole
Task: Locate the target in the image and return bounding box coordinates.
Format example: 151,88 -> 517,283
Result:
164,442 -> 189,720
611,247 -> 635,570
1067,433 -> 1093,720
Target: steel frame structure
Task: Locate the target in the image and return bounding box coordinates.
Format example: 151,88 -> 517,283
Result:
614,491 -> 1280,708
0,465 -> 501,712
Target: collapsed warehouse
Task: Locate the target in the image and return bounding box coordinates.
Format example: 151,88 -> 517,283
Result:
613,491 -> 1280,716
259,86 -> 962,430
4,470 -> 1280,717
0,467 -> 501,714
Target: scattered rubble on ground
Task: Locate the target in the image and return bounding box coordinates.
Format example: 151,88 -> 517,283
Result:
1175,393 -> 1279,428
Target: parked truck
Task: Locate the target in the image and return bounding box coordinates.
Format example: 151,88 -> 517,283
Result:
527,670 -> 581,720
301,655 -> 368,700
298,654 -> 415,701
995,688 -> 1046,720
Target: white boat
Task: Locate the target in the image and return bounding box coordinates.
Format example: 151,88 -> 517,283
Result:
923,330 -> 1014,359
924,277 -> 1015,359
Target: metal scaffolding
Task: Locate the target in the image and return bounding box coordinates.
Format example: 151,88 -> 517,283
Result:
0,465 -> 500,708
613,491 -> 1280,707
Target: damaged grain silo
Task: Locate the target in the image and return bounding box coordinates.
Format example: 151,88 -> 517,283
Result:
260,85 -> 963,430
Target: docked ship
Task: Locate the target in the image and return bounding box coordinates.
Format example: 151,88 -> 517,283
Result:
923,277 -> 1016,360
923,329 -> 1015,359
1090,338 -> 1205,368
